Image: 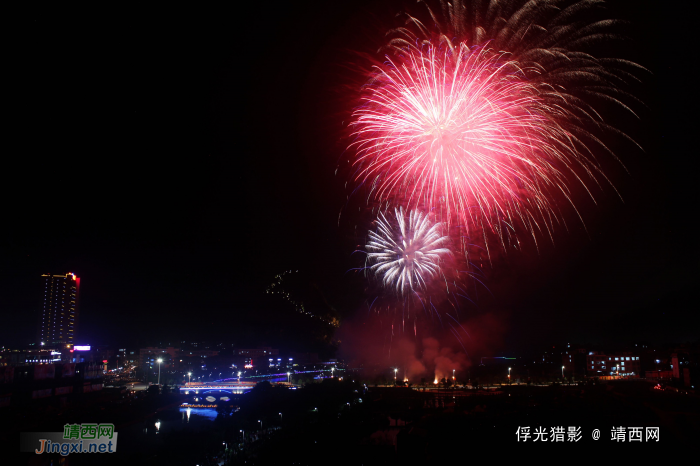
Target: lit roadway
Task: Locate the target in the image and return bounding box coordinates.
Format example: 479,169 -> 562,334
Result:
128,382 -> 150,391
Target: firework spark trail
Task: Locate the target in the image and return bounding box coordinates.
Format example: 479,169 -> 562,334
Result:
366,207 -> 451,294
349,0 -> 644,253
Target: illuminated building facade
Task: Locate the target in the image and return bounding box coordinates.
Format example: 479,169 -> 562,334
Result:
39,273 -> 80,347
561,343 -> 588,377
232,347 -> 278,369
138,347 -> 178,370
586,351 -> 641,377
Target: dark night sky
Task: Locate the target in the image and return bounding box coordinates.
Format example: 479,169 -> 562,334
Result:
2,1 -> 696,354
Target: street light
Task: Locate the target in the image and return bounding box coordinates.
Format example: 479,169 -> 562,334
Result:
258,420 -> 262,430
562,365 -> 565,378
331,367 -> 335,378
187,372 -> 191,387
453,369 -> 456,388
279,412 -> 283,421
394,368 -> 398,385
287,372 -> 291,384
157,358 -> 163,385
508,367 -> 511,384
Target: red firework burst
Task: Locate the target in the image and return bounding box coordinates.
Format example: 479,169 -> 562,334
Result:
348,0 -> 644,253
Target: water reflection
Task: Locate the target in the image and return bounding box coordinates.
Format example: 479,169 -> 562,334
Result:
180,407 -> 218,422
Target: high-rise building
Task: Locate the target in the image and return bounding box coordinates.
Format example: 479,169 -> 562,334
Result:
39,273 -> 80,347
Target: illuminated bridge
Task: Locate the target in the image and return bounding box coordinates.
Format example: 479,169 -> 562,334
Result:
180,382 -> 257,395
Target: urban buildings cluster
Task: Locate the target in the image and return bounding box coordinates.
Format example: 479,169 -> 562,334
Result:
473,342 -> 698,389
0,273 -> 697,411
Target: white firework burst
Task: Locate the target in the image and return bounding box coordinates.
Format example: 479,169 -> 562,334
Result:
366,208 -> 451,294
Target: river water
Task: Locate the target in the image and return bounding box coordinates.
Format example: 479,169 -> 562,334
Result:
114,405 -> 220,458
